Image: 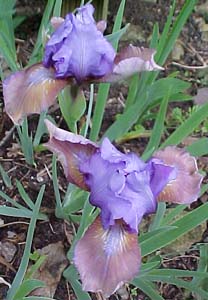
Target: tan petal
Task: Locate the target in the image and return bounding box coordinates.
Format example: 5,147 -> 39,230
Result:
153,146 -> 203,204
50,16 -> 65,29
101,45 -> 163,82
96,20 -> 107,33
74,216 -> 141,297
45,120 -> 98,190
3,63 -> 68,124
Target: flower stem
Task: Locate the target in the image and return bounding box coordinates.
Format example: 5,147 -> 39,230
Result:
84,84 -> 94,138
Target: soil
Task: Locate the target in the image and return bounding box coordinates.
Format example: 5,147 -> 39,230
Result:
0,1 -> 208,300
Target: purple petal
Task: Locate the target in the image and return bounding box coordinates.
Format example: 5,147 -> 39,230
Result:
101,45 -> 163,83
43,15 -> 73,68
74,216 -> 141,297
81,139 -> 157,232
76,3 -> 95,23
100,137 -> 125,163
43,4 -> 115,82
44,120 -> 98,190
153,146 -> 203,204
100,138 -> 146,172
3,64 -> 68,124
148,158 -> 177,197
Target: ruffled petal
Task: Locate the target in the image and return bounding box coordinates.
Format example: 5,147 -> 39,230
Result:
148,158 -> 177,197
45,120 -> 97,190
3,64 -> 68,124
81,146 -> 156,232
153,146 -> 203,204
43,4 -> 115,82
101,45 -> 163,83
74,216 -> 141,297
100,137 -> 125,163
43,14 -> 73,67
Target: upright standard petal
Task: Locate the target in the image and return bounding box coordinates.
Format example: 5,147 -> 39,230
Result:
74,216 -> 141,297
100,45 -> 164,82
45,120 -> 97,190
43,4 -> 115,82
153,146 -> 203,204
3,64 -> 68,124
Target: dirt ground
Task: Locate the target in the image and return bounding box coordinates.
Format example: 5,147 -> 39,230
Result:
0,1 -> 208,299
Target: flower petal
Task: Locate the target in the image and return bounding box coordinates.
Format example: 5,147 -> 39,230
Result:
153,146 -> 203,204
81,144 -> 156,232
45,120 -> 98,190
101,45 -> 163,82
50,16 -> 65,29
3,64 -> 68,124
43,4 -> 115,82
96,20 -> 107,33
74,216 -> 141,297
148,158 -> 177,197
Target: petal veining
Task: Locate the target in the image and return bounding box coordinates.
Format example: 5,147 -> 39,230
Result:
74,216 -> 141,297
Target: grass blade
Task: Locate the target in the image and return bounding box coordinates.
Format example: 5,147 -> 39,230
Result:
140,202 -> 208,257
64,265 -> 91,300
7,185 -> 45,299
161,102 -> 208,147
186,138 -> 208,157
0,163 -> 12,188
132,278 -> 164,300
144,88 -> 170,155
29,0 -> 55,64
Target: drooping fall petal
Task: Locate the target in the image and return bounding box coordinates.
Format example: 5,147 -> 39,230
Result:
153,146 -> 203,204
3,64 -> 68,124
44,120 -> 97,190
100,45 -> 163,82
74,216 -> 141,297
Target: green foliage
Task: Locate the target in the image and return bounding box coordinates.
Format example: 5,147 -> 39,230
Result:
0,0 -> 18,71
59,86 -> 86,133
0,181 -> 47,220
0,163 -> 12,188
7,185 -> 46,300
168,105 -> 208,135
1,0 -> 207,299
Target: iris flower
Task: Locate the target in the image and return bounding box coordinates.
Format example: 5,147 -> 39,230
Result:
44,120 -> 203,297
3,3 -> 163,124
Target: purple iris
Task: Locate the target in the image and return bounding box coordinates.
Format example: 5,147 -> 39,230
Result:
80,138 -> 176,233
43,4 -> 115,82
44,120 -> 203,296
3,4 -> 164,124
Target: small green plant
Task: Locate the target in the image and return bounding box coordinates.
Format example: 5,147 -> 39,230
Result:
168,106 -> 208,134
